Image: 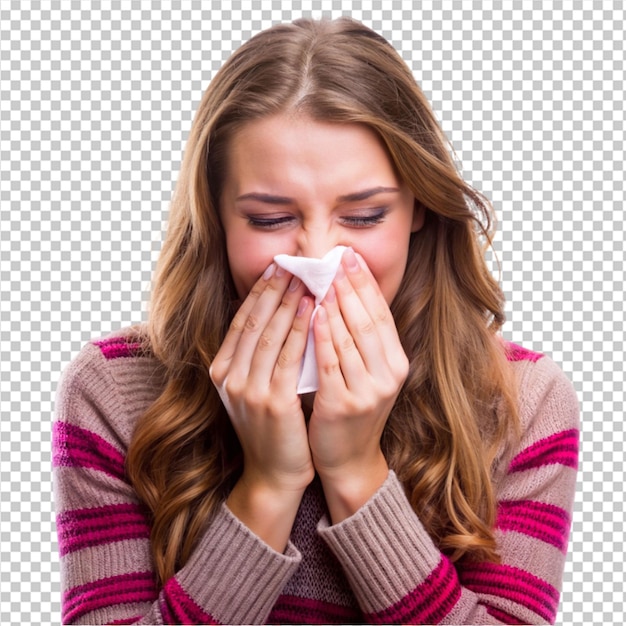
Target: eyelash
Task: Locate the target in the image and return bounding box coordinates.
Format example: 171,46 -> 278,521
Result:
342,212 -> 387,227
247,210 -> 388,230
247,216 -> 294,229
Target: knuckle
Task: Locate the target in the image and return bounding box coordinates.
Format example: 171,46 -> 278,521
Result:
229,312 -> 247,333
345,394 -> 372,415
291,315 -> 307,333
223,379 -> 241,399
279,293 -> 293,309
378,367 -> 405,399
379,374 -> 404,401
276,348 -> 296,369
249,281 -> 265,298
394,354 -> 410,380
380,384 -> 398,402
244,313 -> 260,332
222,376 -> 238,393
361,390 -> 378,409
358,319 -> 376,335
374,308 -> 389,323
322,360 -> 341,377
244,388 -> 267,410
361,397 -> 377,414
339,334 -> 356,352
209,362 -> 225,386
257,332 -> 273,350
264,279 -> 282,294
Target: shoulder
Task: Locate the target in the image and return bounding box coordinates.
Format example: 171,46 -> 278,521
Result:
503,340 -> 580,469
57,325 -> 160,400
91,328 -> 146,360
55,325 -> 166,453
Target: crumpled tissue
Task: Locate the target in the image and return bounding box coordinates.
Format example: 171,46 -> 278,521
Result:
274,245 -> 348,393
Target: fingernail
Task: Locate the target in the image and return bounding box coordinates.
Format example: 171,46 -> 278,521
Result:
275,266 -> 286,278
325,284 -> 336,303
289,276 -> 301,291
296,297 -> 309,317
335,263 -> 346,281
316,306 -> 327,323
344,248 -> 360,273
263,263 -> 276,280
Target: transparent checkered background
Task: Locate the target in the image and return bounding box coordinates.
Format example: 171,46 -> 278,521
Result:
1,1 -> 623,624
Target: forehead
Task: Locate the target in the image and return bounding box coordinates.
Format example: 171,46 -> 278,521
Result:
224,114 -> 400,193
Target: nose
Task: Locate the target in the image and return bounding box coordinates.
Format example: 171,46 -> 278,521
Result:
296,225 -> 343,259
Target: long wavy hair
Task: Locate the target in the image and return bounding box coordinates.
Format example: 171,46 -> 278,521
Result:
126,17 -> 520,586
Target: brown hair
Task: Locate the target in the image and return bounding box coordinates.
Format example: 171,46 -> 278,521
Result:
126,17 -> 519,585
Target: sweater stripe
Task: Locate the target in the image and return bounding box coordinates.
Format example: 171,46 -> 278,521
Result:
508,429 -> 579,473
269,594 -> 361,624
53,421 -> 127,481
460,562 -> 559,623
54,332 -> 579,625
505,342 -> 543,363
367,557 -> 460,624
62,571 -> 157,624
93,337 -> 142,360
109,618 -> 144,625
160,577 -> 218,625
497,499 -> 571,553
483,603 -> 527,624
57,503 -> 151,556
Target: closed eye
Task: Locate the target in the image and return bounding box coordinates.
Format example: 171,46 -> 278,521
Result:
246,209 -> 388,229
247,215 -> 296,230
340,209 -> 388,228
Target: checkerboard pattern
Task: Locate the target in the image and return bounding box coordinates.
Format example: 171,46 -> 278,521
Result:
1,2 -> 623,624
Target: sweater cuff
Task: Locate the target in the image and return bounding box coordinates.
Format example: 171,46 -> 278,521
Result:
317,470 -> 442,614
176,502 -> 301,625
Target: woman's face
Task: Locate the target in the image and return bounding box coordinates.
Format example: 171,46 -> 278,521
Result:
219,113 -> 423,303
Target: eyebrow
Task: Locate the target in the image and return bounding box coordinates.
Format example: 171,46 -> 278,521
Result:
337,186 -> 400,202
235,186 -> 400,205
235,192 -> 294,205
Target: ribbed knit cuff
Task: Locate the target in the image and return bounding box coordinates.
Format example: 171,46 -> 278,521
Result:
177,502 -> 302,625
317,470 -> 442,614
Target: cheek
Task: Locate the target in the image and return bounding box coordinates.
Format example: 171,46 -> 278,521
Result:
226,232 -> 287,299
357,244 -> 408,304
355,231 -> 409,304
366,259 -> 406,304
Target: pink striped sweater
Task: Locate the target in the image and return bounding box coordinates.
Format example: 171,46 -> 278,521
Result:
53,330 -> 579,625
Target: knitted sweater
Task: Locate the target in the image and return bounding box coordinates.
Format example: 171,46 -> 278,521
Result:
53,330 -> 579,625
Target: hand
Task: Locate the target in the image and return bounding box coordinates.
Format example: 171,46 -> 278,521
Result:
309,248 -> 409,522
209,264 -> 315,550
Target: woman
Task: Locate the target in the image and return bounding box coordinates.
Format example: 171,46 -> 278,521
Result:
53,17 -> 579,625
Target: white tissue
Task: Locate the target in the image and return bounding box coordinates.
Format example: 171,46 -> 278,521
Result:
274,245 -> 348,393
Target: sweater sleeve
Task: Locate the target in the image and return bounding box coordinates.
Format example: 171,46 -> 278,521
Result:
317,353 -> 580,625
53,339 -> 301,625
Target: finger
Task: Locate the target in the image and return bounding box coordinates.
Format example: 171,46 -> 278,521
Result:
321,284 -> 370,391
340,250 -> 406,369
226,265 -> 294,383
270,295 -> 315,389
210,263 -> 277,385
313,303 -> 346,401
247,277 -> 312,390
331,261 -> 390,380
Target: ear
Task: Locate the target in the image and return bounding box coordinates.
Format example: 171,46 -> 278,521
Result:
411,200 -> 426,233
